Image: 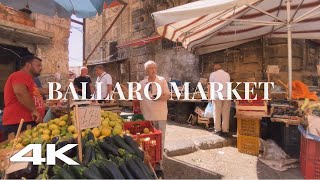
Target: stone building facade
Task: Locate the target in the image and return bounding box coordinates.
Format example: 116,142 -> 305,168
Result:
84,0 -> 320,88
0,5 -> 70,109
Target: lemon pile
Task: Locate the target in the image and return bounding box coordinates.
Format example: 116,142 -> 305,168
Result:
1,110 -> 125,149
82,110 -> 124,140
2,114 -> 76,149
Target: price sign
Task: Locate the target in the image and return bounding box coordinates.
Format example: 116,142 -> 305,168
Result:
78,106 -> 101,130
267,65 -> 280,74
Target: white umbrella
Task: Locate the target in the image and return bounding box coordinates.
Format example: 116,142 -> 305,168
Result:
152,0 -> 320,99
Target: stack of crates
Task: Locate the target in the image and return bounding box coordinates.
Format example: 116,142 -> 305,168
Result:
237,117 -> 260,155
236,100 -> 266,156
299,125 -> 320,179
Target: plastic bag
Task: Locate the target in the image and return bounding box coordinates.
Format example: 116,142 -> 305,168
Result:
204,102 -> 214,118
259,139 -> 298,171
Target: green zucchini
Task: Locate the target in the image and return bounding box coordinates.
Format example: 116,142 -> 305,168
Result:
87,131 -> 95,141
83,164 -> 104,179
69,165 -> 84,178
57,167 -> 75,179
97,160 -> 125,179
126,158 -> 148,179
83,142 -> 93,165
133,157 -> 153,179
95,144 -> 107,160
124,135 -> 145,160
113,135 -> 136,154
49,175 -> 60,179
119,161 -> 135,179
99,141 -> 120,156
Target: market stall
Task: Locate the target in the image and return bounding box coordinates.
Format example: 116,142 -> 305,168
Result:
0,104 -> 161,179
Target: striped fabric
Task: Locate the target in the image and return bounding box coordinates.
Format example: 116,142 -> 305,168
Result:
152,0 -> 320,55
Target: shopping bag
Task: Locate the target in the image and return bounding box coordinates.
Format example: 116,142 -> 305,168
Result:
204,102 -> 214,118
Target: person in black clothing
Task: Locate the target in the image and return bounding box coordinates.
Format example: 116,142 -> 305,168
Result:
73,67 -> 93,99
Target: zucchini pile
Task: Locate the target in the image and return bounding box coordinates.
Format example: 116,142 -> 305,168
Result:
47,132 -> 155,179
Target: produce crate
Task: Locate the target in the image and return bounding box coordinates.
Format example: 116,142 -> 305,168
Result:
270,123 -> 300,158
237,118 -> 260,137
237,135 -> 260,156
300,135 -> 320,179
123,121 -> 162,167
236,100 -> 268,118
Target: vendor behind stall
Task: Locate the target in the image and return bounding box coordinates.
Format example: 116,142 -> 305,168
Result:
94,65 -> 112,103
73,66 -> 94,99
2,55 -> 45,140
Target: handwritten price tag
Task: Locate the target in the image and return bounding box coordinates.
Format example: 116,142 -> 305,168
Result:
78,106 -> 101,130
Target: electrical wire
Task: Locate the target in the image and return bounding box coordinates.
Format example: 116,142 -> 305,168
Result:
0,45 -> 22,58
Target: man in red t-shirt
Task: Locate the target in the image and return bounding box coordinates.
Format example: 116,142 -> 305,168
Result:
2,55 -> 45,139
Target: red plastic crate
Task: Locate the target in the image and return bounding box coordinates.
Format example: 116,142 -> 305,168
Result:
123,121 -> 162,166
300,135 -> 320,179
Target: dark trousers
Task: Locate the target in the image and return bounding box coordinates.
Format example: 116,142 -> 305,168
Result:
2,121 -> 37,141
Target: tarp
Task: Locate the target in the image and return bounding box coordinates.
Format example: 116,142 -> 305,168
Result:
0,0 -> 121,18
152,0 -> 320,55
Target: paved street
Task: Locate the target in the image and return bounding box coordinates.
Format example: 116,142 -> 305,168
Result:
164,122 -> 303,179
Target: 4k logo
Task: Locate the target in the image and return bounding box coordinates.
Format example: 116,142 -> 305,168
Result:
10,144 -> 79,165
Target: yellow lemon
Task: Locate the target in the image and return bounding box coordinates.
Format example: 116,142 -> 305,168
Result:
47,120 -> 54,126
38,128 -> 44,134
67,125 -> 76,133
101,127 -> 112,137
32,132 -> 38,138
81,131 -> 86,138
101,120 -> 109,126
25,130 -> 32,136
143,128 -> 150,134
92,128 -> 100,138
22,138 -> 31,146
58,121 -> 66,127
112,128 -> 122,136
55,120 -> 61,126
49,124 -> 58,131
73,134 -> 78,139
52,129 -> 60,136
41,134 -> 50,141
109,121 -> 115,127
43,129 -> 51,135
15,143 -> 24,149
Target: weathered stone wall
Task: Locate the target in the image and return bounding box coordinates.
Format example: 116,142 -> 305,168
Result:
0,7 -> 70,88
85,0 -> 200,84
33,14 -> 70,87
201,39 -> 320,86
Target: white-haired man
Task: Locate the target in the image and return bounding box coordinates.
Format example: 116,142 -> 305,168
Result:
140,60 -> 170,178
73,67 -> 94,99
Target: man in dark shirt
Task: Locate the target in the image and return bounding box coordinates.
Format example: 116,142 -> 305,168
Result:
73,67 -> 93,99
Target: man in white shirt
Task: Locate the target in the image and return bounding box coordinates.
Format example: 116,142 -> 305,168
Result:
140,60 -> 170,178
94,65 -> 112,102
209,64 -> 231,137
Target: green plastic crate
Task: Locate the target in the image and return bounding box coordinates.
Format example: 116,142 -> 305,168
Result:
120,114 -> 145,121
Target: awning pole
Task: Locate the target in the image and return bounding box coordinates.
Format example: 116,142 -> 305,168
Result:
287,0 -> 292,99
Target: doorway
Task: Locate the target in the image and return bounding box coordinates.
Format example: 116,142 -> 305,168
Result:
0,44 -> 31,109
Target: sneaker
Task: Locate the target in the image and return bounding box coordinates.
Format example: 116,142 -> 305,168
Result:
213,131 -> 223,136
155,170 -> 164,179
222,132 -> 231,137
